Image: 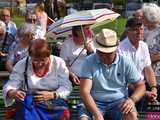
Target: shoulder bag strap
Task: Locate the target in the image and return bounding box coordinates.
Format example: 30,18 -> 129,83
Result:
69,48 -> 85,67
1,32 -> 8,52
23,57 -> 29,90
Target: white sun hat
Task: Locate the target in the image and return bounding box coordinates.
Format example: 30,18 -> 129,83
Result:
94,29 -> 119,53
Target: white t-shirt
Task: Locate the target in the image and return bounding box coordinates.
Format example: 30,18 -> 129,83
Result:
119,37 -> 151,80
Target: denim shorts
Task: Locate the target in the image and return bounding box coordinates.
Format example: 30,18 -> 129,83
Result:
78,98 -> 136,120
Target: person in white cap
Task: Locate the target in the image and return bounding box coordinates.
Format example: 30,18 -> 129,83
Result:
79,29 -> 145,120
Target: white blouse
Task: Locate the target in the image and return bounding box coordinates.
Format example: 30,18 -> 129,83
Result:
3,55 -> 72,107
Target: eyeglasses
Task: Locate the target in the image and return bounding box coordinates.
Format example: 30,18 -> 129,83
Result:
32,58 -> 49,64
2,14 -> 10,17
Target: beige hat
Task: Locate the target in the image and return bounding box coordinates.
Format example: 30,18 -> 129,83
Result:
94,29 -> 119,53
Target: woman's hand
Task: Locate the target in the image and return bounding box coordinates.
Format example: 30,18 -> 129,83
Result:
7,90 -> 26,101
33,91 -> 55,103
84,42 -> 94,55
69,72 -> 80,85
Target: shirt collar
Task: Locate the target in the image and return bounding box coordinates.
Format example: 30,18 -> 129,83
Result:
126,37 -> 137,51
95,52 -> 119,65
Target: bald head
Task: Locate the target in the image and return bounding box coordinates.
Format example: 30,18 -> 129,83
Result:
0,8 -> 11,24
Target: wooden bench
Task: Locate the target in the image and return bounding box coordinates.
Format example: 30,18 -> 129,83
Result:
68,86 -> 81,119
0,90 -> 5,119
0,71 -> 9,119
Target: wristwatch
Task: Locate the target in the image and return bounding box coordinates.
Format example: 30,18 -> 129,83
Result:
130,96 -> 138,103
53,91 -> 59,99
150,85 -> 157,90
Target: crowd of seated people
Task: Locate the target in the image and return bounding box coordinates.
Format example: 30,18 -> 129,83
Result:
0,2 -> 160,120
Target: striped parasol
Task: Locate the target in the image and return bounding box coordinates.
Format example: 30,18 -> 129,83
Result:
47,8 -> 120,37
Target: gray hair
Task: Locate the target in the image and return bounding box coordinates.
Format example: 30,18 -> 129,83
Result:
142,3 -> 160,23
0,20 -> 6,33
17,23 -> 36,40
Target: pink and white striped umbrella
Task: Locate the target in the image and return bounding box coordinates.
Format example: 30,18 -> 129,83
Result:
47,8 -> 120,37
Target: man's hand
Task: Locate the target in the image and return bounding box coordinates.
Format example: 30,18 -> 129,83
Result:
94,111 -> 104,120
95,115 -> 104,120
145,88 -> 157,101
121,98 -> 135,114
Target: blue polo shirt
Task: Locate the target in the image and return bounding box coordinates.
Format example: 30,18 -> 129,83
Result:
80,53 -> 141,102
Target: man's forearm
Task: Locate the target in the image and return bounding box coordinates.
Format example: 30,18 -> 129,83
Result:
131,80 -> 146,103
144,66 -> 157,87
80,92 -> 102,118
151,53 -> 160,63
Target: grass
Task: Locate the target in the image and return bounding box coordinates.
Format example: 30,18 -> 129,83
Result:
12,15 -> 25,28
92,17 -> 126,38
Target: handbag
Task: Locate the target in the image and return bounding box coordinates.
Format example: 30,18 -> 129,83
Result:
14,93 -> 70,120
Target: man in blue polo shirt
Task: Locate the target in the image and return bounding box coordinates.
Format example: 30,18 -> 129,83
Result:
79,29 -> 146,120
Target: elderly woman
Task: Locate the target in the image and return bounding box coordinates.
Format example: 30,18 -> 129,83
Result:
141,3 -> 160,100
3,39 -> 72,119
6,23 -> 36,73
0,20 -> 15,71
60,25 -> 95,85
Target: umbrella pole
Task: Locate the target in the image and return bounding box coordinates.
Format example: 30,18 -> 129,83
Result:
69,25 -> 86,67
80,25 -> 87,45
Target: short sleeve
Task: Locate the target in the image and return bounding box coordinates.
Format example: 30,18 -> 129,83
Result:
126,59 -> 141,83
60,39 -> 70,61
143,43 -> 151,67
80,58 -> 93,79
